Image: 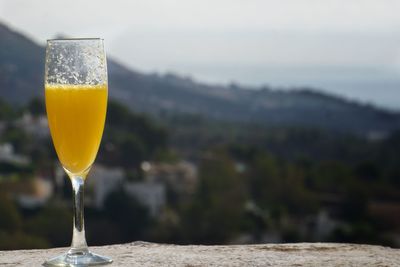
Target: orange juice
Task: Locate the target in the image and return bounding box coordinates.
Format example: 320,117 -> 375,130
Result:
45,84 -> 107,175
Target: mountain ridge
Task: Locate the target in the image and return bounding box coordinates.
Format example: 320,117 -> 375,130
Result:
0,21 -> 399,134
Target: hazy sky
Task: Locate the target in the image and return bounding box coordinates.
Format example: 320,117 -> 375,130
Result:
1,0 -> 400,109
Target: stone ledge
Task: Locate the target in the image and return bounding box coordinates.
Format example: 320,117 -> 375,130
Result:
0,242 -> 399,266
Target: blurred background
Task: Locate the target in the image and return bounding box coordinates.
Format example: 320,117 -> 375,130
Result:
1,0 -> 400,249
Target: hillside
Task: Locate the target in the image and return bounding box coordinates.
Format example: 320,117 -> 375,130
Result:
1,21 -> 399,134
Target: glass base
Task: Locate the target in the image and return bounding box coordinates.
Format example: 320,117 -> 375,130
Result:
43,251 -> 112,266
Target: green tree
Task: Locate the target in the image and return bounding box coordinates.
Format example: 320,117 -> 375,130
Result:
25,204 -> 72,247
0,193 -> 22,232
103,188 -> 152,242
25,98 -> 45,116
0,98 -> 15,120
0,232 -> 49,250
0,193 -> 49,250
247,152 -> 280,209
181,150 -> 246,244
99,100 -> 168,169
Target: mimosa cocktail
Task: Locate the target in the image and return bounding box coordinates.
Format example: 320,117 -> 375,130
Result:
43,38 -> 112,266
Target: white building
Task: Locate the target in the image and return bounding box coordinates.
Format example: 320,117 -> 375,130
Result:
17,177 -> 53,208
85,164 -> 125,208
143,160 -> 198,195
0,143 -> 30,165
125,182 -> 166,217
17,113 -> 50,138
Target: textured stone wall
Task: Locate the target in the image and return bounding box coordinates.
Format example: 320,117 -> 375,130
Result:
0,242 -> 399,266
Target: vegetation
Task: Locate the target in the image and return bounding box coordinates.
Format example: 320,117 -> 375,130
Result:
0,97 -> 399,250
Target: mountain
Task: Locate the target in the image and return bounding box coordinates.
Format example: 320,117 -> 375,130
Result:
1,21 -> 400,134
0,23 -> 44,103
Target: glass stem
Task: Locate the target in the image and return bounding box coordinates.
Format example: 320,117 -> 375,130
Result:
69,176 -> 89,255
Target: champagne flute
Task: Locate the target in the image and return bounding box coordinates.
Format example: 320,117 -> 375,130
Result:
44,38 -> 112,266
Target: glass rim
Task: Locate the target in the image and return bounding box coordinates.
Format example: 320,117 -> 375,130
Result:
47,38 -> 103,42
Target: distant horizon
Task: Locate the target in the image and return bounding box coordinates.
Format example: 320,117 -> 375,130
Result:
1,0 -> 399,111
144,63 -> 400,112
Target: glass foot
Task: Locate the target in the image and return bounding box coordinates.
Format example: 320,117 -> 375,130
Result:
43,251 -> 112,266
